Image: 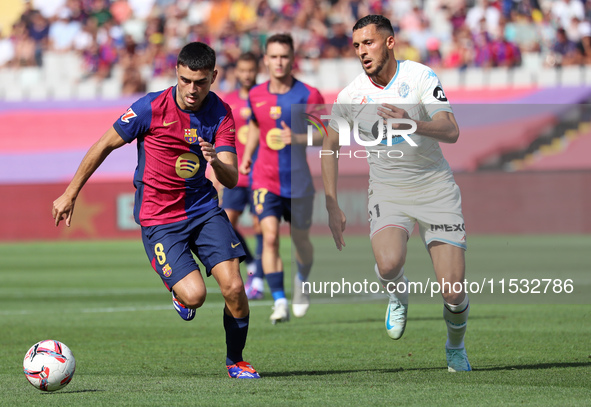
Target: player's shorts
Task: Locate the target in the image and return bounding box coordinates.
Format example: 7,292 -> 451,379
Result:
368,181 -> 467,250
252,188 -> 314,230
221,186 -> 252,212
140,206 -> 246,291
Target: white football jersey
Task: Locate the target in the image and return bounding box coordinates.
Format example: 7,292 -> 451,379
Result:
330,60 -> 455,190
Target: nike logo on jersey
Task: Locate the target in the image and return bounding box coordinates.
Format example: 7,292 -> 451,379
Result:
163,120 -> 179,126
231,242 -> 241,248
255,101 -> 267,107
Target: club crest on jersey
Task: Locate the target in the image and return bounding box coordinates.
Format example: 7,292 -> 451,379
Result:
162,264 -> 172,277
270,106 -> 282,119
121,108 -> 136,123
240,107 -> 252,120
184,128 -> 198,144
399,82 -> 410,98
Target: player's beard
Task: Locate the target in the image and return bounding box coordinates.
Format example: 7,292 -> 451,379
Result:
365,47 -> 390,80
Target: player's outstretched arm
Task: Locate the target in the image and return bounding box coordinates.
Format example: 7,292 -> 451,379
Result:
200,137 -> 238,189
322,126 -> 347,251
52,126 -> 126,227
240,120 -> 260,175
378,105 -> 460,143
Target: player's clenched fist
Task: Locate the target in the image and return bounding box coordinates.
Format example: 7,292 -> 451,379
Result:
198,137 -> 217,162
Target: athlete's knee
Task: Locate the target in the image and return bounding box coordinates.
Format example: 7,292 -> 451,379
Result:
375,254 -> 406,279
220,278 -> 246,305
176,290 -> 206,309
262,230 -> 280,251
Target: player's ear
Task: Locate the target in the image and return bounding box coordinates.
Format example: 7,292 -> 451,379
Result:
386,35 -> 396,50
211,69 -> 218,84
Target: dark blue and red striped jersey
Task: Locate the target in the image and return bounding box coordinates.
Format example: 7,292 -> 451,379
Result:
113,86 -> 236,226
248,78 -> 324,198
224,90 -> 252,188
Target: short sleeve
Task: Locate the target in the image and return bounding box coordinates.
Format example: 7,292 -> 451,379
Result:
329,88 -> 353,132
214,106 -> 237,154
418,68 -> 453,119
113,95 -> 153,142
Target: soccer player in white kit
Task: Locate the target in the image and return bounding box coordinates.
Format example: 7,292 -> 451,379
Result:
322,15 -> 471,372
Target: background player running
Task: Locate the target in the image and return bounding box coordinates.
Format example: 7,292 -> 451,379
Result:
322,15 -> 471,372
240,33 -> 325,323
216,52 -> 265,300
52,42 -> 260,379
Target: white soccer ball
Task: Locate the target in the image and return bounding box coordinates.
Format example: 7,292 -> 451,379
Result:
23,340 -> 76,392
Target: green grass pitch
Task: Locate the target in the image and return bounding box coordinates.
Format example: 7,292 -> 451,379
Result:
0,235 -> 589,406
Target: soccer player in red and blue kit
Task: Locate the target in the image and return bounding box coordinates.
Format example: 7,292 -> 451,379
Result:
219,52 -> 265,300
240,34 -> 325,324
52,42 -> 260,379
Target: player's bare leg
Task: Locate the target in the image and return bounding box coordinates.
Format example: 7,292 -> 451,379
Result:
429,241 -> 471,372
171,270 -> 207,321
211,259 -> 259,378
291,226 -> 313,317
260,215 -> 288,323
226,208 -> 257,276
245,214 -> 265,299
372,227 -> 410,339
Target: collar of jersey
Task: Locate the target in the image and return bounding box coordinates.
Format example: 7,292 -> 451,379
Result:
369,60 -> 401,90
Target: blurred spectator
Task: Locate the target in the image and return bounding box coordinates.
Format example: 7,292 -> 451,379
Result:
48,8 -> 81,52
549,27 -> 581,66
4,0 -> 591,96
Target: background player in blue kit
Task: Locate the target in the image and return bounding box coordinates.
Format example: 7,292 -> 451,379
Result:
218,52 -> 265,300
52,42 -> 260,379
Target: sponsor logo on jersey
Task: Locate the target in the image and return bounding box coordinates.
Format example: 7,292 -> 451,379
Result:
175,153 -> 200,178
162,264 -> 172,277
430,223 -> 465,232
121,108 -> 136,123
255,101 -> 267,108
433,86 -> 447,102
398,82 -> 410,98
266,128 -> 285,150
238,125 -> 249,145
184,128 -> 198,144
270,106 -> 282,119
231,242 -> 241,248
240,107 -> 252,119
163,120 -> 178,126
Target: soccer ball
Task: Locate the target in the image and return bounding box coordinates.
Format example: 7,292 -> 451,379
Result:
23,340 -> 76,392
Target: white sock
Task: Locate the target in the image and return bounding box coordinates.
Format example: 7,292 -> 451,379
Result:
251,277 -> 264,292
274,297 -> 288,307
443,295 -> 469,349
374,264 -> 408,304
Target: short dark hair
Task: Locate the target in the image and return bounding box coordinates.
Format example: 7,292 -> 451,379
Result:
265,33 -> 294,53
352,15 -> 395,36
177,42 -> 216,71
237,51 -> 258,64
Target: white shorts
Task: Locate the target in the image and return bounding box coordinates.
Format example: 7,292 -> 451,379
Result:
368,181 -> 467,250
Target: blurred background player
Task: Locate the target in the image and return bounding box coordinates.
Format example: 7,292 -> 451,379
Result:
322,15 -> 470,372
216,52 -> 265,300
240,33 -> 325,324
52,42 -> 260,379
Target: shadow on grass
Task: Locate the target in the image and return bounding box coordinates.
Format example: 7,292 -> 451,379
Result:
301,315 -> 501,325
261,362 -> 591,377
43,389 -> 105,394
473,362 -> 591,371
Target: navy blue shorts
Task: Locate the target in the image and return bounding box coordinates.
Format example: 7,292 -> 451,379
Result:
140,206 -> 246,291
252,189 -> 314,230
221,186 -> 252,212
